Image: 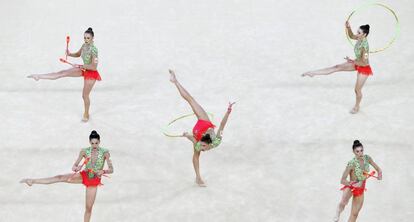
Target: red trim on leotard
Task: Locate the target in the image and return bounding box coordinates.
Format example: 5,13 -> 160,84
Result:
80,171 -> 102,187
340,180 -> 366,197
355,65 -> 373,76
82,70 -> 102,81
192,119 -> 215,141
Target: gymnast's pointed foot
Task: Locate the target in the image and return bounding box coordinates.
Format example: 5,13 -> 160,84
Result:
27,74 -> 40,81
301,72 -> 314,77
169,69 -> 177,83
82,113 -> 89,122
20,178 -> 33,186
350,106 -> 360,114
196,177 -> 207,187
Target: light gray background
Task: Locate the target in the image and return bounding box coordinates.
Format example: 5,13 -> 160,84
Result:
0,0 -> 413,221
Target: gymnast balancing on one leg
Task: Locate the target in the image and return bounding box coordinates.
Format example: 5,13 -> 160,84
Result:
302,22 -> 373,114
169,69 -> 235,187
334,140 -> 382,222
27,27 -> 101,122
20,130 -> 114,222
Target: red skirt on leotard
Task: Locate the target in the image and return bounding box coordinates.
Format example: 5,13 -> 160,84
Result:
341,180 -> 366,197
82,70 -> 102,81
355,65 -> 373,76
192,120 -> 215,141
80,171 -> 102,187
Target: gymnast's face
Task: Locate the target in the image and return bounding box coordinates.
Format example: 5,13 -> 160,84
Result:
84,33 -> 93,44
353,146 -> 364,158
89,139 -> 100,149
356,29 -> 366,39
199,141 -> 209,151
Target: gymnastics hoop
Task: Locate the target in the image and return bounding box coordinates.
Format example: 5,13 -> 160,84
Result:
163,113 -> 214,137
346,2 -> 399,53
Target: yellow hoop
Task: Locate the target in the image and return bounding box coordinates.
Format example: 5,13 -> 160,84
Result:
346,2 -> 399,53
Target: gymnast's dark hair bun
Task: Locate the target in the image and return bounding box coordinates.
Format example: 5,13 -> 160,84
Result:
352,140 -> 363,149
89,130 -> 100,140
360,24 -> 370,36
85,27 -> 94,37
200,134 -> 212,144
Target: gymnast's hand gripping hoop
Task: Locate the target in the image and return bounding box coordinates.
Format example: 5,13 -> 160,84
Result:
345,2 -> 400,54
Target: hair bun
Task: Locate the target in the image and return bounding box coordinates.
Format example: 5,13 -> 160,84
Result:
352,140 -> 363,149
84,27 -> 95,37
89,130 -> 100,141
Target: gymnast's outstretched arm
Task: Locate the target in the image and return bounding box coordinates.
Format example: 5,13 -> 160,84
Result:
346,21 -> 357,40
216,102 -> 235,137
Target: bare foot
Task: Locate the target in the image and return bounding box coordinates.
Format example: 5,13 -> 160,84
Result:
169,69 -> 177,83
301,72 -> 314,77
350,106 -> 359,114
27,74 -> 40,81
20,179 -> 33,186
82,114 -> 89,122
196,178 -> 207,187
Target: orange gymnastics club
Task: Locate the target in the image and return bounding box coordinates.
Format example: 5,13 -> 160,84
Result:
65,36 -> 70,60
87,168 -> 111,178
59,58 -> 74,66
364,171 -> 379,179
340,171 -> 377,190
59,58 -> 86,71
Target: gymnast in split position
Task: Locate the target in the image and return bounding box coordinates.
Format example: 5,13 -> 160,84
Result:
169,69 -> 235,187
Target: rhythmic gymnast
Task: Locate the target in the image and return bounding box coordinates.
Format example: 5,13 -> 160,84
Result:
334,140 -> 382,222
20,130 -> 113,222
169,69 -> 235,187
28,27 -> 101,122
302,22 -> 372,114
